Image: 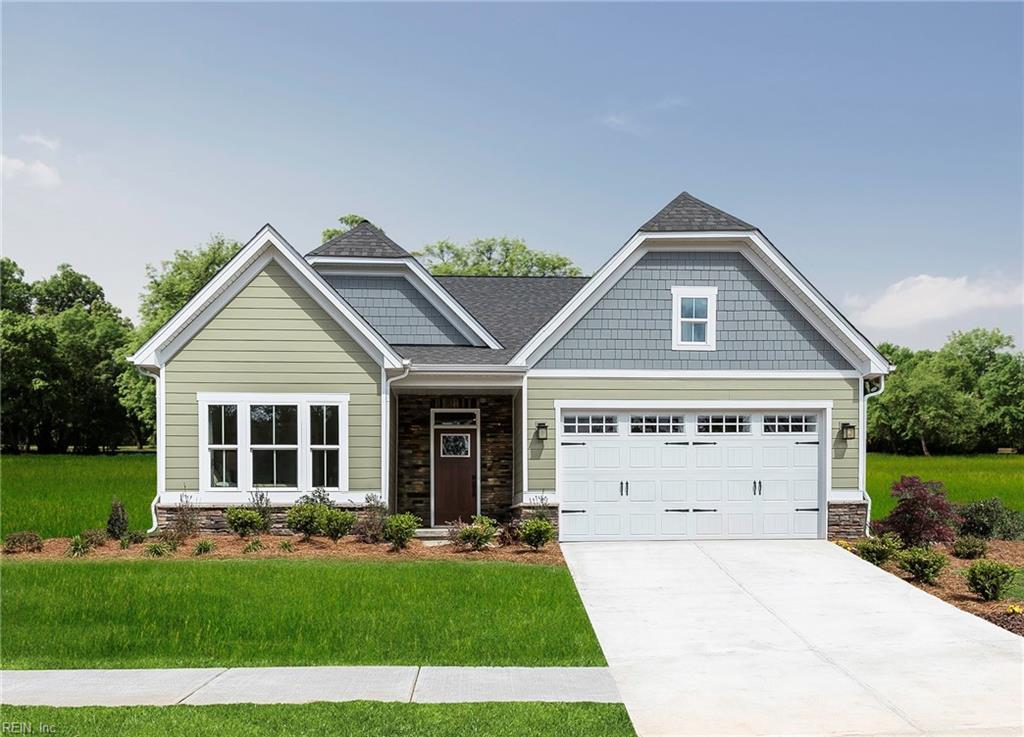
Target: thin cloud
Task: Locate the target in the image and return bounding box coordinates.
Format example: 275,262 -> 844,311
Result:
598,96 -> 688,135
2,155 -> 62,189
845,274 -> 1024,331
18,132 -> 60,151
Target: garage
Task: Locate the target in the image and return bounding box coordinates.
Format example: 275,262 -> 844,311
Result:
557,406 -> 827,541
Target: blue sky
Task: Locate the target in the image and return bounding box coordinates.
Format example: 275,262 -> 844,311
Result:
4,2 -> 1022,348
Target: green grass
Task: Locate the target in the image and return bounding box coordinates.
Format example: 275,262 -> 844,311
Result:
0,702 -> 636,737
867,453 -> 1024,519
0,559 -> 605,669
1,453 -> 156,538
1006,568 -> 1024,602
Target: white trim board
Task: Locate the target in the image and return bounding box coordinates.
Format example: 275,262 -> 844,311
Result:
554,399 -> 834,411
509,231 -> 891,376
308,256 -> 502,350
130,225 -> 404,370
528,369 -> 860,379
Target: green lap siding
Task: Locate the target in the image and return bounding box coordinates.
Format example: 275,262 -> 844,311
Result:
525,377 -> 860,493
164,261 -> 382,493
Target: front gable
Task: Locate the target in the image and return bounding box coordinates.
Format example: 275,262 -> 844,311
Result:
535,250 -> 854,371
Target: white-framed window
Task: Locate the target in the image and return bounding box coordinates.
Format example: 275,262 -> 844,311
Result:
696,414 -> 751,434
629,414 -> 685,434
440,433 -> 471,457
198,393 -> 349,492
563,414 -> 618,435
763,414 -> 818,434
670,286 -> 717,351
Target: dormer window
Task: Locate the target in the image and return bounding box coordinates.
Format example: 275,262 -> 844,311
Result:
671,286 -> 717,351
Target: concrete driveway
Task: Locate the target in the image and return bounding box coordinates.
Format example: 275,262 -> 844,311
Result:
563,541 -> 1022,737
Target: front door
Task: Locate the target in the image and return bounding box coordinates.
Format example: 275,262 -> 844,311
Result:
433,428 -> 477,525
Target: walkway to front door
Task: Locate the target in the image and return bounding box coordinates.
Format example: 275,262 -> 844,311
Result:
563,540 -> 1022,737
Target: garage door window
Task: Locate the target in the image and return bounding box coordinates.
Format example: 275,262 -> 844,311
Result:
763,414 -> 818,433
563,415 -> 618,434
630,414 -> 685,434
696,414 -> 751,434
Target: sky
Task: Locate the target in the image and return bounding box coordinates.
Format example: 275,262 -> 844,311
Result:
3,2 -> 1022,350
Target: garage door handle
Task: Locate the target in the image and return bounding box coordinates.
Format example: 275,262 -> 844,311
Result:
795,441 -> 819,445
562,509 -> 587,514
619,481 -> 623,497
665,508 -> 690,513
796,507 -> 819,512
664,441 -> 690,446
561,442 -> 586,446
692,441 -> 717,446
692,508 -> 717,513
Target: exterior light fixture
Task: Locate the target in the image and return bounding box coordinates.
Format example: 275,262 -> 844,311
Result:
536,422 -> 548,440
840,422 -> 856,441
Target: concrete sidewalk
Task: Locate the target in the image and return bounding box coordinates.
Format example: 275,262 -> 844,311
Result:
0,666 -> 620,707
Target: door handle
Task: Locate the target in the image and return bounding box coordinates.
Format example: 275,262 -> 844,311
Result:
795,507 -> 819,512
752,480 -> 756,496
692,441 -> 717,446
664,441 -> 690,446
561,441 -> 586,446
619,481 -> 623,497
665,508 -> 690,513
758,480 -> 762,495
692,508 -> 718,513
625,481 -> 629,496
562,509 -> 587,514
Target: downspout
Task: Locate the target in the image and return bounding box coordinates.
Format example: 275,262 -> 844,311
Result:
862,375 -> 886,535
381,360 -> 412,512
136,366 -> 162,534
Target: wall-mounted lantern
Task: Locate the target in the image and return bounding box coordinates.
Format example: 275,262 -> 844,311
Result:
536,422 -> 548,441
840,422 -> 856,441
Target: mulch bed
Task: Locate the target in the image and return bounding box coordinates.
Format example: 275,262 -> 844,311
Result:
841,538 -> 1024,637
2,534 -> 565,566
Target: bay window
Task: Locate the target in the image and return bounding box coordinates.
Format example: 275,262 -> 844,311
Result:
198,393 -> 348,493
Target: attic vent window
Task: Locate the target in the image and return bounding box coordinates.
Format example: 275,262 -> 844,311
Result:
670,286 -> 717,351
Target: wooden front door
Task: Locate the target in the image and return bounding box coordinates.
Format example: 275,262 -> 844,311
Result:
433,428 -> 477,525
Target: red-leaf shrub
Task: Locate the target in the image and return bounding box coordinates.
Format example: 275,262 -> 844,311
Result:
873,476 -> 960,547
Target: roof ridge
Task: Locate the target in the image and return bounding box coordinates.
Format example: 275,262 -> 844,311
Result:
640,190 -> 755,232
306,221 -> 412,258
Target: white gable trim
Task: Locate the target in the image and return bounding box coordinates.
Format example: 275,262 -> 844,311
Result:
307,256 -> 503,350
509,231 -> 891,375
130,225 -> 404,370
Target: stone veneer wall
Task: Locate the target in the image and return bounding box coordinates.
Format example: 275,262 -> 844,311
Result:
395,395 -> 515,523
156,504 -> 373,534
827,501 -> 869,539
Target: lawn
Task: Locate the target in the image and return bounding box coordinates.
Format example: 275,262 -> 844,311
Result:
1,453 -> 156,538
867,453 -> 1024,519
0,702 -> 635,737
0,558 -> 605,669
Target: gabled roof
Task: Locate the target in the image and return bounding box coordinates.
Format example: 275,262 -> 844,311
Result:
130,225 -> 405,370
393,276 -> 588,365
307,221 -> 411,259
640,191 -> 755,232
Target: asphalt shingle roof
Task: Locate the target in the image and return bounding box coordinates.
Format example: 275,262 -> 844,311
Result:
307,221 -> 412,259
640,191 -> 754,232
392,275 -> 589,365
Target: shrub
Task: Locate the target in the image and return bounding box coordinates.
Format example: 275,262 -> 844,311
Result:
106,499 -> 129,540
854,532 -> 903,566
353,493 -> 387,543
242,538 -> 264,554
964,560 -> 1018,601
497,519 -> 521,547
383,512 -> 420,550
225,507 -> 264,538
159,530 -> 182,552
296,488 -> 333,507
958,498 -> 1024,540
144,542 -> 169,558
247,490 -> 273,534
952,535 -> 988,560
897,547 -> 948,584
322,508 -> 357,543
65,535 -> 91,558
279,539 -> 294,553
119,536 -> 133,550
192,539 -> 215,556
124,530 -> 147,545
3,531 -> 43,554
81,528 -> 108,548
455,515 -> 498,551
873,476 -> 959,546
519,517 -> 556,550
172,493 -> 201,539
286,503 -> 323,540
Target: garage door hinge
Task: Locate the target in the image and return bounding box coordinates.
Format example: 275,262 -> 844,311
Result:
692,508 -> 718,513
664,508 -> 690,513
560,441 -> 586,446
691,441 -> 717,446
796,507 -> 819,512
664,441 -> 690,446
794,441 -> 819,445
562,509 -> 587,514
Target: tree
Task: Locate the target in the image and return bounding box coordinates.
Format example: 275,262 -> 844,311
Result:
32,263 -> 105,314
1,257 -> 33,313
977,351 -> 1024,450
0,310 -> 60,452
322,214 -> 373,243
413,237 -> 582,277
117,235 -> 242,446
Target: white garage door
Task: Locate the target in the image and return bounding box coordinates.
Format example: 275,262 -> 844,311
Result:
558,410 -> 823,541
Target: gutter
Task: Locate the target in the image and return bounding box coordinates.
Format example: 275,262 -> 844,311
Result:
135,366 -> 162,534
862,375 -> 887,535
408,364 -> 527,374
382,360 -> 412,512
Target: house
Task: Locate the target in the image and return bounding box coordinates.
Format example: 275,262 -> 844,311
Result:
130,192 -> 891,540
